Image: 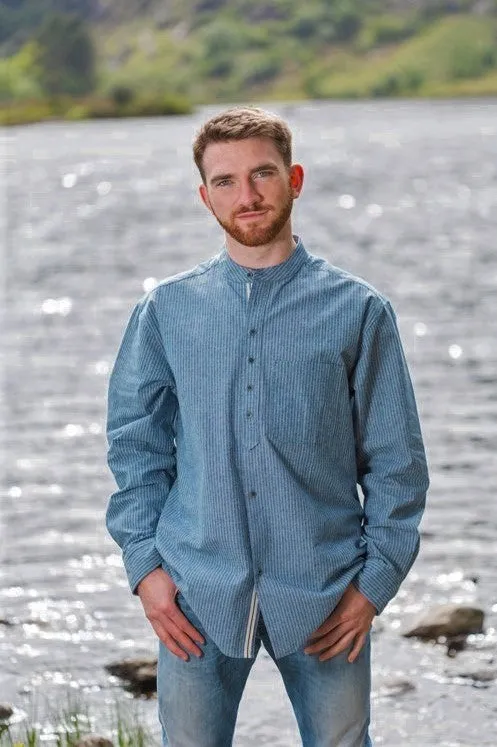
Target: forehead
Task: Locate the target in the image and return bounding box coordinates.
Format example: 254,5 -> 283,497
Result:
202,137 -> 284,177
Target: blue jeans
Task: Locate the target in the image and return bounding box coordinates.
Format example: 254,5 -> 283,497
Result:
157,592 -> 372,747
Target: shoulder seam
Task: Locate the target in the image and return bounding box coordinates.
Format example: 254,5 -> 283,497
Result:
311,260 -> 390,303
156,255 -> 220,289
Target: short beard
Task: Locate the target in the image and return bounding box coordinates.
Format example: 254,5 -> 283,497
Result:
213,190 -> 294,248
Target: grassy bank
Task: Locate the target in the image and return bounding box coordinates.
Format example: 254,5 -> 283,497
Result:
0,89 -> 192,126
0,696 -> 157,747
300,15 -> 497,99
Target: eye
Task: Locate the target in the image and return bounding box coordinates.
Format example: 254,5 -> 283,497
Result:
254,169 -> 273,179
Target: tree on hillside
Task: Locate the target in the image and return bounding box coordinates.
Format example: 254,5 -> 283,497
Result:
33,12 -> 97,96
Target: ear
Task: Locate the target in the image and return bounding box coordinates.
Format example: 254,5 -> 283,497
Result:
289,164 -> 304,198
199,183 -> 212,212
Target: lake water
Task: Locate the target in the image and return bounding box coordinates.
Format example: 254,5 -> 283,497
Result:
1,99 -> 496,746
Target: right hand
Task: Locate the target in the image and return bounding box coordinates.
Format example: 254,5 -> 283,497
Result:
136,567 -> 205,661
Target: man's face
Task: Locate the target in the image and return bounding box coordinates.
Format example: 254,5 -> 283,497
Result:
199,137 -> 303,248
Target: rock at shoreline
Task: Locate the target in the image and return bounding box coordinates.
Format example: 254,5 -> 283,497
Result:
105,657 -> 157,696
0,703 -> 13,720
376,677 -> 416,698
455,667 -> 497,683
75,737 -> 114,747
403,604 -> 484,641
445,651 -> 497,684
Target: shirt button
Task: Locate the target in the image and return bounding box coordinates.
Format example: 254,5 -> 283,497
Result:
249,328 -> 256,335
249,490 -> 257,498
247,384 -> 253,391
248,357 -> 255,363
246,411 -> 252,417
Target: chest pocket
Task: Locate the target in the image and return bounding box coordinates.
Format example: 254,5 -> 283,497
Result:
264,357 -> 344,447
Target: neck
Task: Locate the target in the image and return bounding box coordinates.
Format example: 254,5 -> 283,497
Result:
225,225 -> 296,269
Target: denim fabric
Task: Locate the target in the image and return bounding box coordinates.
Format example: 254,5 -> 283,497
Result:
158,592 -> 372,747
106,236 -> 430,658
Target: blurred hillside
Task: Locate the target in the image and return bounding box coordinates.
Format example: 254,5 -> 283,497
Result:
1,0 -> 497,122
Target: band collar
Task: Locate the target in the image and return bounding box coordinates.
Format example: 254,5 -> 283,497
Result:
220,235 -> 309,285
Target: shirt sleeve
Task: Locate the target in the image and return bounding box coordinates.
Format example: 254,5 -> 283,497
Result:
350,297 -> 430,614
105,293 -> 178,595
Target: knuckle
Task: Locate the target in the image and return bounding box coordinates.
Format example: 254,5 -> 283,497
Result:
147,610 -> 163,625
152,602 -> 173,619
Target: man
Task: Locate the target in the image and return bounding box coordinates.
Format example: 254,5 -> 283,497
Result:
106,106 -> 430,746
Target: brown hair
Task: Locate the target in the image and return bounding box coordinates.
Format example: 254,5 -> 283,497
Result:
193,106 -> 293,183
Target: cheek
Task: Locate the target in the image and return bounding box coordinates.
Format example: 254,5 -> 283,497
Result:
218,199 -> 237,216
212,190 -> 238,210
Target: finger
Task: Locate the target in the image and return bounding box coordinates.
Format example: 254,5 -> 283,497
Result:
347,633 -> 366,663
170,605 -> 206,645
150,620 -> 189,661
149,611 -> 204,657
306,615 -> 342,642
166,618 -> 204,658
162,632 -> 191,662
304,623 -> 354,655
318,630 -> 357,662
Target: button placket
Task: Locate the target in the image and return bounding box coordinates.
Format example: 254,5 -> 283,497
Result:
243,273 -> 272,452
245,298 -> 258,433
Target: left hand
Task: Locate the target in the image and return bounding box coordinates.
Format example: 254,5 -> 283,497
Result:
304,583 -> 376,663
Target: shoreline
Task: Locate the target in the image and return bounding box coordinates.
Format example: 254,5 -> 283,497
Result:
1,89 -> 496,127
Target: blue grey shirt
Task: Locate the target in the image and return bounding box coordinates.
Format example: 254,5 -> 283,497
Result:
106,237 -> 429,659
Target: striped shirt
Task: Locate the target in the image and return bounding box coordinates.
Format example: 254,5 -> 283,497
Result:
105,237 -> 429,658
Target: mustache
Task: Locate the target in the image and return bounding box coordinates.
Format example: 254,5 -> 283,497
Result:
235,205 -> 270,216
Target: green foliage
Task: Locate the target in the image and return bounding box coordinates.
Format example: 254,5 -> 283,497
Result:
0,97 -> 53,124
288,5 -> 336,43
235,0 -> 294,23
0,40 -> 45,101
33,12 -> 97,96
448,38 -> 496,79
356,13 -> 421,51
120,91 -> 192,115
2,1 -> 497,115
0,5 -> 17,45
237,52 -> 283,87
0,696 -> 157,747
0,0 -> 96,48
193,0 -> 229,10
302,15 -> 497,100
371,67 -> 425,96
109,83 -> 135,106
419,0 -> 475,20
331,0 -> 362,41
398,15 -> 497,82
65,91 -> 192,119
196,18 -> 249,78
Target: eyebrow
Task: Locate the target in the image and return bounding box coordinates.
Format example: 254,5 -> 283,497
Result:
209,162 -> 278,186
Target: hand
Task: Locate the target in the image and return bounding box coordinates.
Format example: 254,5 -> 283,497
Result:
304,583 -> 376,663
137,567 -> 205,661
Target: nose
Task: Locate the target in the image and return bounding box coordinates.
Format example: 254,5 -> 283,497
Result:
238,176 -> 262,208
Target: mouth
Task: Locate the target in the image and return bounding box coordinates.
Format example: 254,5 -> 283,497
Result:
236,209 -> 269,220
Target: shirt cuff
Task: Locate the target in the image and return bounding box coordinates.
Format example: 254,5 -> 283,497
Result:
352,559 -> 401,615
122,539 -> 164,595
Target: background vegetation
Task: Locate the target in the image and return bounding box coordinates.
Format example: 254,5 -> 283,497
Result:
0,694 -> 154,747
0,0 -> 496,123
